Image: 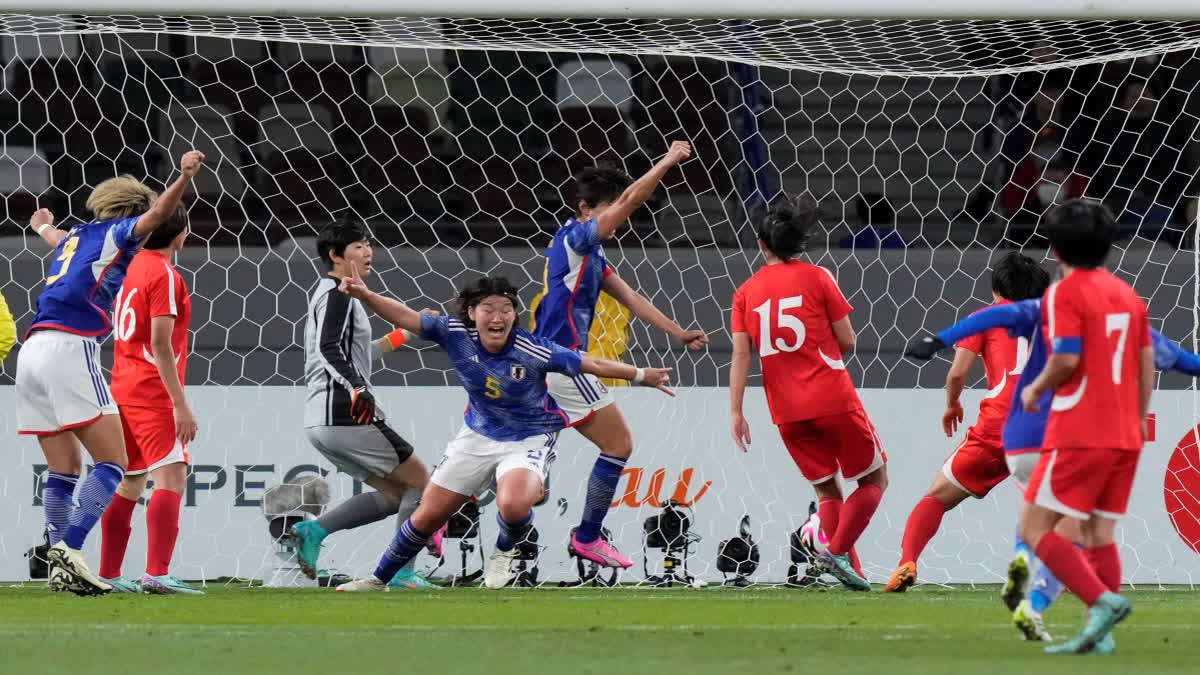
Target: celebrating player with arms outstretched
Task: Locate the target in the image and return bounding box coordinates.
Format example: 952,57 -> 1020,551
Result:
335,274 -> 674,591
16,150 -> 205,595
98,204 -> 203,594
294,221 -> 435,590
884,253 -> 1050,593
729,196 -> 885,591
1016,200 -> 1150,654
532,141 -> 708,569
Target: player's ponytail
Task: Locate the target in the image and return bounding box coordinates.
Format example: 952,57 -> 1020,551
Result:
991,252 -> 1051,301
86,175 -> 157,221
758,195 -> 819,261
455,276 -> 521,322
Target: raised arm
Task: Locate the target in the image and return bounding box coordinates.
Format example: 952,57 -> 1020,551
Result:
29,208 -> 65,248
578,354 -> 673,396
905,300 -> 1039,360
594,141 -> 691,239
601,271 -> 707,349
338,268 -> 423,335
132,150 -> 205,237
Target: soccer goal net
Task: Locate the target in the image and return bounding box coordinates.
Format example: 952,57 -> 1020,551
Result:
2,12 -> 1200,587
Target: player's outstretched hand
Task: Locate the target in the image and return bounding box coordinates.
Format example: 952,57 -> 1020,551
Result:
339,265 -> 370,300
179,150 -> 206,178
174,402 -> 198,444
350,387 -> 376,424
638,366 -> 675,396
663,140 -> 692,167
29,208 -> 54,233
904,334 -> 947,360
731,413 -> 752,452
941,403 -> 963,437
678,329 -> 709,351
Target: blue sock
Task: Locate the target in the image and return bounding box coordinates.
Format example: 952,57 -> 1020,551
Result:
1014,529 -> 1031,558
496,511 -> 533,552
576,453 -> 626,544
44,472 -> 79,546
374,518 -> 428,582
63,462 -> 124,550
1028,561 -> 1063,612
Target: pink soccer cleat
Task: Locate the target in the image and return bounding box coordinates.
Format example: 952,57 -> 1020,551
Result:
570,532 -> 633,569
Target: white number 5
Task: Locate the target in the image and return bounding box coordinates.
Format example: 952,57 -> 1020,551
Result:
751,295 -> 805,357
1106,312 -> 1130,384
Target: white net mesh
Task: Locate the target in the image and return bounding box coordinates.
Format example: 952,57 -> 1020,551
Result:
1,15 -> 1199,587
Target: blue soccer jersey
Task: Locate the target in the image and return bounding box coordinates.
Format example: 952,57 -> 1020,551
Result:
421,314 -> 584,441
936,299 -> 1193,451
532,217 -> 609,351
28,217 -> 144,339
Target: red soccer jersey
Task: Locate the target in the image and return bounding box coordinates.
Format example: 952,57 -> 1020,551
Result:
110,250 -> 191,409
956,301 -> 1028,440
731,262 -> 861,424
1041,268 -> 1150,451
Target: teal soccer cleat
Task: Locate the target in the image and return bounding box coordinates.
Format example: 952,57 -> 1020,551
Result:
818,551 -> 871,591
140,574 -> 205,595
100,576 -> 143,594
388,567 -> 440,590
289,520 -> 328,580
1045,592 -> 1131,654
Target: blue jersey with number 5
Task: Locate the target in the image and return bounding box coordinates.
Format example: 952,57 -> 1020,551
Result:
421,314 -> 583,441
28,217 -> 144,339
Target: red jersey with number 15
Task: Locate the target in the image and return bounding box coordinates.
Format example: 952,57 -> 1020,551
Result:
731,262 -> 861,424
1041,268 -> 1150,451
110,250 -> 191,409
955,301 -> 1028,440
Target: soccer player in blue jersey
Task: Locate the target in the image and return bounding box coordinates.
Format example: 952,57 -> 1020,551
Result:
906,294 -> 1199,643
15,150 -> 205,595
532,140 -> 709,568
333,272 -> 674,591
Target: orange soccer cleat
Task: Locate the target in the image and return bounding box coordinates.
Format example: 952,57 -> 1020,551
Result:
883,561 -> 917,593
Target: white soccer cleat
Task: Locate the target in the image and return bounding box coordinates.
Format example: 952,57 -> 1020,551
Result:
46,541 -> 112,596
335,576 -> 388,593
483,549 -> 519,589
1013,599 -> 1053,642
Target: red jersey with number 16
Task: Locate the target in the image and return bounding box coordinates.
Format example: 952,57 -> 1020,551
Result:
110,250 -> 191,410
1041,268 -> 1150,451
731,262 -> 861,424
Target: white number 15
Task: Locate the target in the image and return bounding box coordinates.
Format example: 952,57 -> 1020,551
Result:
751,295 -> 805,357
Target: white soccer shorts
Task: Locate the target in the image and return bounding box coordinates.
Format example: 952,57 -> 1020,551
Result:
1006,451 -> 1041,492
16,330 -> 119,435
546,370 -> 614,425
430,426 -> 558,498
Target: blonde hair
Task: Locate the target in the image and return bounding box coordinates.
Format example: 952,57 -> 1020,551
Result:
86,175 -> 156,220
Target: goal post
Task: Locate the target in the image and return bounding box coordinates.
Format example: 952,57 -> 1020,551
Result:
0,11 -> 1199,587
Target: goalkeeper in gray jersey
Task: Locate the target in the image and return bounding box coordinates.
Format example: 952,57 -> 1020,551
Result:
294,221 -> 436,589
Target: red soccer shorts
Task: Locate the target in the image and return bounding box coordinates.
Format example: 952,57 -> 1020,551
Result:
778,408 -> 886,484
121,406 -> 189,476
941,428 -> 1009,498
1024,448 -> 1141,519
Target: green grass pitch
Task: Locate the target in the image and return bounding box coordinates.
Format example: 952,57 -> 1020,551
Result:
2,584 -> 1197,674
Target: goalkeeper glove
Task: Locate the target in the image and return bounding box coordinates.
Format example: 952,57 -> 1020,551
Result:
349,387 -> 376,424
904,334 -> 947,361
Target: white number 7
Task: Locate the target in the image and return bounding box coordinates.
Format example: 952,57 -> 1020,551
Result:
1106,312 -> 1130,384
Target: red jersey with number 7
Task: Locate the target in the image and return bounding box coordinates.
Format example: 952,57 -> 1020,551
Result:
1041,268 -> 1150,451
731,262 -> 862,424
110,249 -> 191,410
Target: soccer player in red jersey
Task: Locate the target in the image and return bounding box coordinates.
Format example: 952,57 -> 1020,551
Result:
884,253 -> 1049,592
729,196 -> 885,591
1017,200 -> 1151,654
98,204 -> 202,594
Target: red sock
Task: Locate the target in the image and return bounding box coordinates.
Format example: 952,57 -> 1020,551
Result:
899,496 -> 947,566
1035,532 -> 1108,607
99,494 -> 136,579
145,489 -> 182,577
828,483 -> 883,557
1086,543 -> 1121,593
817,498 -> 863,575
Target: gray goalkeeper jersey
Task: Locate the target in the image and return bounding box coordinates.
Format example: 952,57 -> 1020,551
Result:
303,277 -> 385,427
